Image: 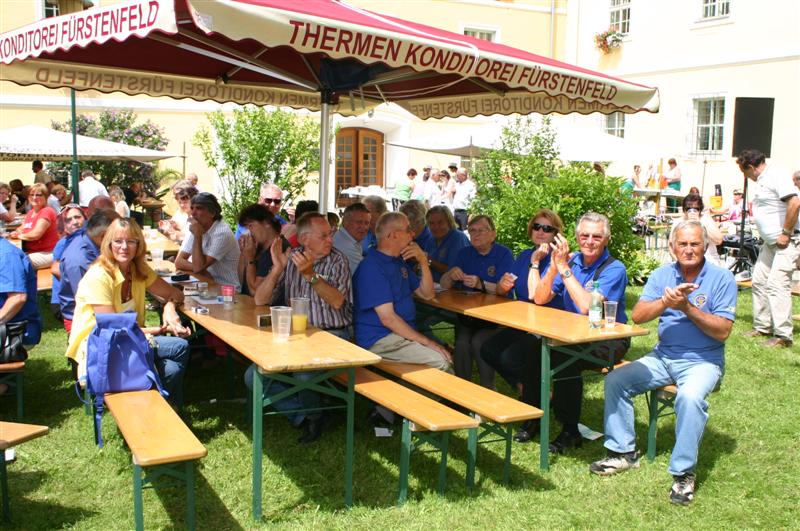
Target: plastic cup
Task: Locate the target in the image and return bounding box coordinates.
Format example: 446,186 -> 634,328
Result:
271,306 -> 292,340
603,301 -> 618,329
197,282 -> 209,298
291,297 -> 310,333
151,248 -> 164,262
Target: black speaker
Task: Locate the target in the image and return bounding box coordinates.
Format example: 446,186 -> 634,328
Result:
731,97 -> 774,157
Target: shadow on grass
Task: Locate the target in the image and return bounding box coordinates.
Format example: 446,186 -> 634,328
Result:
644,421 -> 736,483
3,470 -> 93,528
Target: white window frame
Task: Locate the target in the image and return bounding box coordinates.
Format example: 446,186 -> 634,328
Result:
461,23 -> 500,43
701,0 -> 730,20
609,0 -> 631,35
690,95 -> 726,157
604,112 -> 625,138
44,0 -> 60,18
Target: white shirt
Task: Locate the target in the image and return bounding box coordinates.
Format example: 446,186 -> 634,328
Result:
752,163 -> 798,245
422,179 -> 442,207
179,219 -> 241,288
453,179 -> 476,210
332,226 -> 363,277
78,176 -> 109,207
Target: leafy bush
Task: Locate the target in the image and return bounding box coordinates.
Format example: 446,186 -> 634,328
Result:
194,107 -> 320,229
471,118 -> 646,282
48,109 -> 169,193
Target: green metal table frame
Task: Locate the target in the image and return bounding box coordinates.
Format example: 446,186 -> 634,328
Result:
465,421 -> 514,487
397,419 -> 454,505
132,461 -> 198,531
1,454 -> 10,523
538,341 -> 617,471
251,366 -> 356,521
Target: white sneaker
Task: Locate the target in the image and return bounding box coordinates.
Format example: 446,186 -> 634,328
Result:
589,450 -> 640,476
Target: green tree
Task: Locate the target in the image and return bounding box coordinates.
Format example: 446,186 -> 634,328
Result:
48,109 -> 170,193
194,107 -> 320,228
471,117 -> 646,281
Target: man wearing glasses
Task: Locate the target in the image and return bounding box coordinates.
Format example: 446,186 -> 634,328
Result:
235,183 -> 287,239
533,212 -> 630,454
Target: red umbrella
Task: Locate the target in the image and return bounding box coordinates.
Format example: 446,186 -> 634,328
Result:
0,0 -> 659,209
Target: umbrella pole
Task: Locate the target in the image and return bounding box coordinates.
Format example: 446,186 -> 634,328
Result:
70,89 -> 80,203
318,90 -> 333,215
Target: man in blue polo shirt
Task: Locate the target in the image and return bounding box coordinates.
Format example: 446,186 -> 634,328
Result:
0,239 -> 41,376
534,212 -> 630,454
354,211 -> 451,368
590,220 -> 736,506
59,210 -> 118,335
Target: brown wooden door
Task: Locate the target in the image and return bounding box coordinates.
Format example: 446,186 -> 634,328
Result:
335,128 -> 384,206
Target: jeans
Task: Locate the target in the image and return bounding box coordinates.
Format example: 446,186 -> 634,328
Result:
243,326 -> 352,426
603,353 -> 722,476
153,335 -> 190,407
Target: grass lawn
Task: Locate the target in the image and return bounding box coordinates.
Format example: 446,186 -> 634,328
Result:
2,286 -> 799,530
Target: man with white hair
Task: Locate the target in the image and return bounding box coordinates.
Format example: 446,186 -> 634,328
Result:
77,170 -> 109,208
452,167 -> 476,230
590,220 -> 736,506
235,182 -> 288,239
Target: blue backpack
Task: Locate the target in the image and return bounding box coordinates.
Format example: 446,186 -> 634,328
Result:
84,312 -> 167,447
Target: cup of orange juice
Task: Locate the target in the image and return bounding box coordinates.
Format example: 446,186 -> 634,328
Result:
291,297 -> 309,333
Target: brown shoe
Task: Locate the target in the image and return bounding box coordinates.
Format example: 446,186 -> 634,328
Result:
744,329 -> 770,338
763,337 -> 793,348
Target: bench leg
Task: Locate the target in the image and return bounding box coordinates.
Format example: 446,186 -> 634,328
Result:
397,419 -> 412,506
15,372 -> 23,421
185,462 -> 196,531
437,432 -> 449,496
252,368 -> 264,521
465,427 -> 477,490
344,367 -> 355,508
503,424 -> 513,484
1,454 -> 9,523
647,389 -> 658,461
540,341 -> 551,471
133,464 -> 144,531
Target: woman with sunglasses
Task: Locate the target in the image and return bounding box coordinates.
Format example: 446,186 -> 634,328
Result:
440,215 -> 514,389
49,204 -> 87,319
480,209 -> 565,442
158,180 -> 198,243
66,219 -> 190,406
9,183 -> 59,269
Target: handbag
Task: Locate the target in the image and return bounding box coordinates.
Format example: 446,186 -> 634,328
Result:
0,321 -> 28,364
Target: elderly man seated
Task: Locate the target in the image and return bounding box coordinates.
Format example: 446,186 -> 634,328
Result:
590,220 -> 736,506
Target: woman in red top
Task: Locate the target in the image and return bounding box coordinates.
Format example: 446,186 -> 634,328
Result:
10,183 -> 59,269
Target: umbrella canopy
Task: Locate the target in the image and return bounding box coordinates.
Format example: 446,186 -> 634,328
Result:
0,0 -> 660,209
0,125 -> 176,162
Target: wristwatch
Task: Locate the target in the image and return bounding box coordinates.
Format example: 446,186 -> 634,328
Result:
529,262 -> 539,270
561,269 -> 573,279
308,273 -> 321,285
781,228 -> 792,236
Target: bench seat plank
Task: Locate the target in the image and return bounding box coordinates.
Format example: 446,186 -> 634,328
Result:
333,368 -> 478,432
376,362 -> 541,424
105,390 -> 206,466
0,422 -> 48,450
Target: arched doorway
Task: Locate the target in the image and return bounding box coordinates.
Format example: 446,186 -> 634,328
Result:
335,127 -> 384,207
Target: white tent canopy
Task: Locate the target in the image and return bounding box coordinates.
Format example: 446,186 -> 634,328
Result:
387,122 -> 659,162
0,125 -> 177,162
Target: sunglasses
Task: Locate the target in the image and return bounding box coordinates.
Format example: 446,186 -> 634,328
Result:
60,203 -> 81,214
261,198 -> 281,205
532,223 -> 557,234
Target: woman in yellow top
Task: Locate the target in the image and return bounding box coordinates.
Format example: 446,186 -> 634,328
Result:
66,219 -> 191,406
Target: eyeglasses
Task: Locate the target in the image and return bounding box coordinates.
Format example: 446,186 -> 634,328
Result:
468,227 -> 493,236
261,198 -> 281,205
532,223 -> 557,234
578,233 -> 605,241
111,239 -> 139,247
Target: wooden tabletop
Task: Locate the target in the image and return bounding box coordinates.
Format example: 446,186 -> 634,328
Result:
465,300 -> 649,345
144,230 -> 180,254
0,421 -> 48,450
138,198 -> 165,208
419,290 -> 508,315
182,294 -> 380,373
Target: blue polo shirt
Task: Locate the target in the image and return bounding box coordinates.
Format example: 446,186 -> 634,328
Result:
641,260 -> 736,364
414,226 -> 435,252
353,248 -> 420,348
361,230 -> 377,253
0,239 -> 41,345
59,231 -> 100,320
422,228 -> 470,282
511,249 -> 562,309
453,242 -> 514,292
551,248 -> 628,323
50,230 -> 82,305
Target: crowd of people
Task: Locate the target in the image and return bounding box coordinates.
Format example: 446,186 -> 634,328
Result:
12,151 -> 800,507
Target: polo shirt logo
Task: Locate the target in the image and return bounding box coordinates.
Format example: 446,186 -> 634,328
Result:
487,266 -> 496,277
692,293 -> 707,308
439,250 -> 446,259
584,279 -> 594,290
401,267 -> 409,279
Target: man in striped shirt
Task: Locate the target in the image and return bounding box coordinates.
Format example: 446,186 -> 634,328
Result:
248,212 -> 352,443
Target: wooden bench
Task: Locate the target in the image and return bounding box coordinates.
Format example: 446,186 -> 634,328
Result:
104,391 -> 207,531
0,421 -> 48,522
375,361 -> 542,486
36,268 -> 52,292
333,367 -> 478,504
0,362 -> 25,420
